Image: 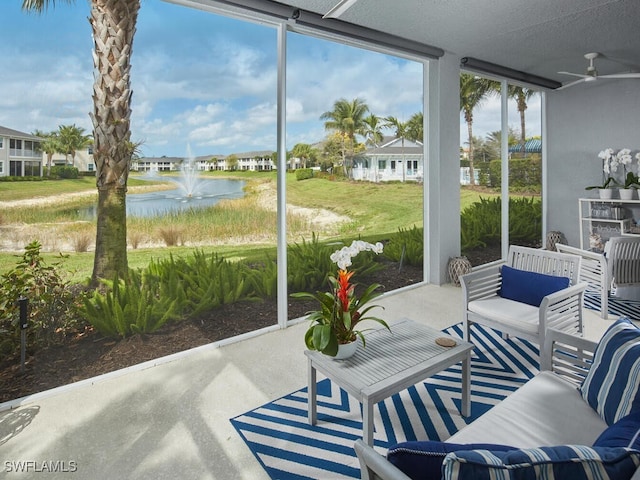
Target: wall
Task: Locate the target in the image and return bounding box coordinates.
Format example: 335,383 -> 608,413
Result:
546,80 -> 640,246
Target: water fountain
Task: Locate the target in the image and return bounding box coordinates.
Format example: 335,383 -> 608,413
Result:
174,145 -> 202,200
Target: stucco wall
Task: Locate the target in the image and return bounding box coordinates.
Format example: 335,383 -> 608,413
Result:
546,80 -> 640,246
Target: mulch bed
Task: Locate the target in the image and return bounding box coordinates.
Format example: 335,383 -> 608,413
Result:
0,259 -> 424,403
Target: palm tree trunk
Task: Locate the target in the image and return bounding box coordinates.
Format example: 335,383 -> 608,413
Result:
467,121 -> 476,186
89,0 -> 140,286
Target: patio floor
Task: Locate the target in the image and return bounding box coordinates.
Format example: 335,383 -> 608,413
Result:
0,283 -> 611,479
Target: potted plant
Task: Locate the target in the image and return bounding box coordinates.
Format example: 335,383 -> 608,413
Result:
586,148 -> 621,199
292,240 -> 390,359
585,176 -> 616,199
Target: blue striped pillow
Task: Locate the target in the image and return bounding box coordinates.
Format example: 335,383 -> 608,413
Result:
442,445 -> 640,480
580,317 -> 640,425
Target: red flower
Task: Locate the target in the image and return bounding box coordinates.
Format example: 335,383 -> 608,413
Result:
336,269 -> 354,312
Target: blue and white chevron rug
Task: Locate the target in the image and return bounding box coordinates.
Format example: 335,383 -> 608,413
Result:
584,290 -> 640,320
230,324 -> 539,480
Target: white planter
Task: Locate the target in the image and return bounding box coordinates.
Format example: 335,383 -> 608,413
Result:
332,340 -> 358,360
619,188 -> 635,200
599,188 -> 614,199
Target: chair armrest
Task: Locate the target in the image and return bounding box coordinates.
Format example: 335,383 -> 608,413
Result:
541,327 -> 597,382
460,263 -> 504,304
354,440 -> 412,480
542,282 -> 588,306
539,282 -> 587,335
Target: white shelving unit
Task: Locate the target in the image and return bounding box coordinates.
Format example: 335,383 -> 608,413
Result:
579,197 -> 640,250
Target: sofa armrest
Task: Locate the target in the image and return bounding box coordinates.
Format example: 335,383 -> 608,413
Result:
541,327 -> 597,384
354,440 -> 412,480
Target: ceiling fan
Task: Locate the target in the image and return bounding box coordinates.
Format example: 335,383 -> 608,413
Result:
323,0 -> 359,19
557,52 -> 640,90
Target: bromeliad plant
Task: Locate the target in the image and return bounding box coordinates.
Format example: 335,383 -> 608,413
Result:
292,240 -> 390,357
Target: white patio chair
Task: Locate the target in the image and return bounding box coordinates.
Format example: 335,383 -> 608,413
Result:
461,245 -> 587,346
555,243 -> 608,319
605,236 -> 640,301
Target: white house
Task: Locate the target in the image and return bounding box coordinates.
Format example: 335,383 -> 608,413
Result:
352,136 -> 423,182
0,126 -> 43,177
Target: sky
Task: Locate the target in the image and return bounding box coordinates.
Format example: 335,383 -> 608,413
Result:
0,1 -> 541,159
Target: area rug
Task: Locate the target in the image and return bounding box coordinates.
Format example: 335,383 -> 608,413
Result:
230,324 -> 539,480
584,290 -> 640,320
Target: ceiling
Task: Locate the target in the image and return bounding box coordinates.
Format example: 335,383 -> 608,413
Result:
272,0 -> 640,88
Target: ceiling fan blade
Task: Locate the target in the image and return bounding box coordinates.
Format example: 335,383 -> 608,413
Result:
556,78 -> 588,91
558,71 -> 589,79
599,73 -> 640,79
323,0 -> 359,19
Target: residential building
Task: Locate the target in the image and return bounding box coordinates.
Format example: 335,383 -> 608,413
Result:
0,126 -> 42,177
352,136 -> 424,182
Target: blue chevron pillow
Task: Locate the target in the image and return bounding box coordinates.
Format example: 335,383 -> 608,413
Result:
580,317 -> 640,425
386,441 -> 513,480
442,445 -> 640,480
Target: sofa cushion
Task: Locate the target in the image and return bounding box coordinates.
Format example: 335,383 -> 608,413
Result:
467,297 -> 539,334
447,371 -> 607,448
594,410 -> 640,450
442,445 -> 640,480
499,265 -> 570,307
580,317 -> 640,425
386,441 -> 513,480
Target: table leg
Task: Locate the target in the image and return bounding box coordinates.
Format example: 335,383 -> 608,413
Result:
363,399 -> 374,446
461,352 -> 471,417
308,358 -> 317,425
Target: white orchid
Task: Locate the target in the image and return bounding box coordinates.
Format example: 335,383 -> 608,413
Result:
330,240 -> 384,270
617,148 -> 633,166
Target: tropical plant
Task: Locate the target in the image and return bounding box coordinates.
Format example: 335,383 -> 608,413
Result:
23,0 -> 140,287
33,129 -> 60,177
320,97 -> 370,176
362,113 -> 384,147
406,112 -> 424,143
507,86 -> 537,156
291,143 -> 317,169
383,225 -> 424,267
460,73 -> 498,185
57,124 -> 92,168
383,116 -> 409,181
292,241 -> 389,357
0,241 -> 84,355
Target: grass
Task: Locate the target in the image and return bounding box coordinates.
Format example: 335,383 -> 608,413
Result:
0,172 -> 533,282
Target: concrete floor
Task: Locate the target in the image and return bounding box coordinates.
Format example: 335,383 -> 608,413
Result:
0,283 -> 612,479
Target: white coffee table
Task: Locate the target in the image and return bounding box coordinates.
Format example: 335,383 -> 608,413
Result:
305,318 -> 473,445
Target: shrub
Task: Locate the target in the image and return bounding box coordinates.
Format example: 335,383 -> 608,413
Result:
0,241 -> 85,356
460,196 -> 541,252
158,226 -> 183,246
72,232 -> 93,252
50,165 -> 79,179
295,168 -> 314,181
384,226 -> 424,267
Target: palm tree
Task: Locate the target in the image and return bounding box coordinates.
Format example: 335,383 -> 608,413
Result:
406,112 -> 424,143
362,114 -> 384,148
291,143 -> 315,169
460,73 -> 498,185
383,116 -> 409,182
33,129 -> 60,176
58,124 -> 92,168
23,0 -> 140,287
507,86 -> 537,156
320,98 -> 369,176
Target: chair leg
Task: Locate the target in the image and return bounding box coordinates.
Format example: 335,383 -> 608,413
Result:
463,319 -> 471,342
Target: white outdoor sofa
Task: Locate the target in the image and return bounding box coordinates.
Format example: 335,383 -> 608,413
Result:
354,325 -> 640,480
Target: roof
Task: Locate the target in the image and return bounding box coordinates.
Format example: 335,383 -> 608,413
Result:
365,136 -> 424,156
508,139 -> 542,154
0,125 -> 43,141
